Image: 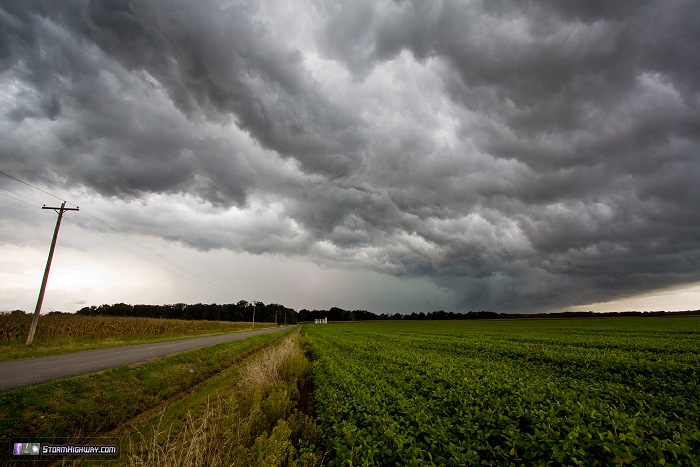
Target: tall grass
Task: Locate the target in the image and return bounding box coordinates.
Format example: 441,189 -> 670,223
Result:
0,313 -> 274,360
0,313 -> 263,341
0,331 -> 290,449
126,332 -> 323,466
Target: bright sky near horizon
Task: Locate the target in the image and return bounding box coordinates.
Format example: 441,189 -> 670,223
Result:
1,0 -> 699,314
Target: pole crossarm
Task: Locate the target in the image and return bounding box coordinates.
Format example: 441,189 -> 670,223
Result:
26,201 -> 79,346
43,204 -> 80,213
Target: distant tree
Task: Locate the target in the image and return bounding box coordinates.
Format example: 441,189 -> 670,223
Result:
354,309 -> 378,320
112,303 -> 134,316
327,307 -> 343,321
266,303 -> 294,324
297,309 -> 311,322
78,306 -> 99,316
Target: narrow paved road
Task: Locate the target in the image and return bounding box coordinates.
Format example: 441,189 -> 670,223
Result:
0,326 -> 293,392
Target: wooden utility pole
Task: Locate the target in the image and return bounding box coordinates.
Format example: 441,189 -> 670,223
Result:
26,201 -> 79,346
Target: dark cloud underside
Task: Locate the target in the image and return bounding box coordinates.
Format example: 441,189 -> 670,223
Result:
2,0 -> 699,311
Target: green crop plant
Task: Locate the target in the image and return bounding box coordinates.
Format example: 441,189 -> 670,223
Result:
304,318 -> 700,466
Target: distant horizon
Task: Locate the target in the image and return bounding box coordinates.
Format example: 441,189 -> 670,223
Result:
5,303 -> 700,319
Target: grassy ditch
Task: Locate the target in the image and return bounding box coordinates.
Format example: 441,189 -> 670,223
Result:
0,314 -> 274,360
0,328 -> 293,453
122,330 -> 324,466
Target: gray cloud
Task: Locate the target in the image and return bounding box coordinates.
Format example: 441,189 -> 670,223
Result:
2,0 -> 700,312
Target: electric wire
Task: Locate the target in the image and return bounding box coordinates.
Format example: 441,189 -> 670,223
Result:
62,214 -> 249,302
79,209 -> 248,300
0,170 -> 66,203
0,185 -> 44,207
0,190 -> 42,209
70,209 -> 251,302
1,171 -> 254,304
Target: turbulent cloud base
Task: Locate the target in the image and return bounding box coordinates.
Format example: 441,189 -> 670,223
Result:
2,0 -> 699,312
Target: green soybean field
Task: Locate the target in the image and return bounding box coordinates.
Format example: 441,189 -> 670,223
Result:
303,318 -> 700,466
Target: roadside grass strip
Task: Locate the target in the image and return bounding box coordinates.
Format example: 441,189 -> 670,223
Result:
0,328 -> 292,452
122,329 -> 323,466
304,319 -> 700,466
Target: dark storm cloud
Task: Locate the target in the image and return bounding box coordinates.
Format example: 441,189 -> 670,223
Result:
2,0 -> 700,312
0,0 -> 365,200
127,0 -> 368,177
0,0 -> 259,205
314,0 -> 700,310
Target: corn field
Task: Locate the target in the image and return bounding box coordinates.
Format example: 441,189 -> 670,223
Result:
0,313 -> 259,342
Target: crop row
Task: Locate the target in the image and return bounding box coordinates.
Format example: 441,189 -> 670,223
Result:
304,319 -> 700,466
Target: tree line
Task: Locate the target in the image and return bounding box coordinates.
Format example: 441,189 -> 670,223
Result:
76,301 -> 297,324
298,308 -> 700,321
65,303 -> 700,323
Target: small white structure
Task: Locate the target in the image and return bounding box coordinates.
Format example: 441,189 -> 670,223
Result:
314,317 -> 328,324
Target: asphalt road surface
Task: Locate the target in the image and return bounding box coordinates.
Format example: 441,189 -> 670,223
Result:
0,326 -> 293,392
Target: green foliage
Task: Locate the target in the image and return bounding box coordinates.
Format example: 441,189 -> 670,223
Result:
75,301 -> 297,324
126,331 -> 323,466
0,331 -> 290,448
304,318 -> 700,466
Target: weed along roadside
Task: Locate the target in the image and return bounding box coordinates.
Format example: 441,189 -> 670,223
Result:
0,313 -> 278,361
122,329 -> 323,466
0,326 -> 325,465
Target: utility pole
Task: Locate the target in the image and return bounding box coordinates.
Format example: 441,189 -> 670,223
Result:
26,201 -> 79,346
252,301 -> 256,329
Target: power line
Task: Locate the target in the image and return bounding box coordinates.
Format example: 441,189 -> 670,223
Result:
62,215 -> 169,267
63,214 -> 250,302
1,170 -> 254,304
0,185 -> 44,207
0,190 -> 42,209
67,208 -> 252,301
0,171 -> 67,203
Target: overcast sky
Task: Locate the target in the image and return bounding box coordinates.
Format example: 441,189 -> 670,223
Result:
2,0 -> 699,314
